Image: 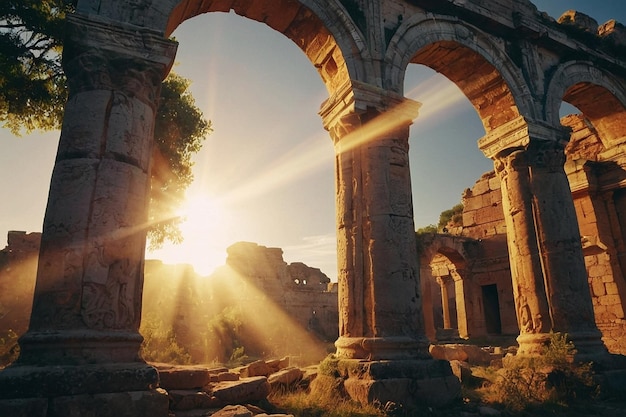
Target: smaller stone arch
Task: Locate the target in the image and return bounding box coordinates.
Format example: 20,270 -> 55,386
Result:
419,234 -> 476,340
545,61 -> 626,145
384,13 -> 535,132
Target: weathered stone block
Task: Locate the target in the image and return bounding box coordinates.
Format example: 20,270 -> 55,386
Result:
591,277 -> 606,297
168,389 -> 218,411
50,389 -> 169,417
240,360 -> 271,377
472,179 -> 490,196
211,376 -> 270,405
268,367 -> 303,389
606,282 -> 620,295
156,364 -> 212,389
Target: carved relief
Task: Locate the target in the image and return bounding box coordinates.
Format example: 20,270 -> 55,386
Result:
82,239 -> 138,330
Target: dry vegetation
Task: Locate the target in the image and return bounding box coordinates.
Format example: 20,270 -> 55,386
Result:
267,334 -> 626,417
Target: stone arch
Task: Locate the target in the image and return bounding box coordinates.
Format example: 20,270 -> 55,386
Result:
545,61 -> 626,145
385,14 -> 534,133
419,235 -> 476,339
75,0 -> 373,99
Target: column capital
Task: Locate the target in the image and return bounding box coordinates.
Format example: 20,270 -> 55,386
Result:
319,80 -> 421,145
63,13 -> 178,104
478,116 -> 571,159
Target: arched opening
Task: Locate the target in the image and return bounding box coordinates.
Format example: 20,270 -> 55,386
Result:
141,10 -> 339,365
405,39 -> 522,343
556,80 -> 626,355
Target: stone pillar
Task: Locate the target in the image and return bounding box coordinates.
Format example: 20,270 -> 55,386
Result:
436,276 -> 452,330
451,269 -> 470,339
527,140 -> 607,360
493,149 -> 552,354
0,14 -> 176,416
420,261 -> 437,341
319,82 -> 459,407
481,117 -> 607,360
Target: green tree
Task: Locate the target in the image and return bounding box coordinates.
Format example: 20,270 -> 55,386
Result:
0,0 -> 70,133
0,0 -> 211,248
149,73 -> 211,249
438,203 -> 464,231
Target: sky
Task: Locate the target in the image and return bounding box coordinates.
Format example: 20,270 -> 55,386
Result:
1,1 -> 625,279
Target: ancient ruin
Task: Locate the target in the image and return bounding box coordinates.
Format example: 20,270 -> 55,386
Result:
1,0 -> 626,415
421,113 -> 626,356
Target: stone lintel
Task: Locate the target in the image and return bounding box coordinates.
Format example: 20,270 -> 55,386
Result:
478,116 -> 570,159
64,13 -> 178,76
336,358 -> 460,407
319,79 -> 420,134
0,389 -> 169,417
335,336 -> 430,360
0,362 -> 158,399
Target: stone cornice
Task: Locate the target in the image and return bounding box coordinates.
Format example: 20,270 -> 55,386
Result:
319,79 -> 421,133
478,116 -> 570,159
64,14 -> 178,74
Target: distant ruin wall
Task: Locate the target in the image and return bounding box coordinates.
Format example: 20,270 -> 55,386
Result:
0,235 -> 338,364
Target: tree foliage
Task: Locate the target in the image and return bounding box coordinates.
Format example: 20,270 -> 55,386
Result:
0,0 -> 211,248
438,203 -> 464,230
149,73 -> 211,249
0,0 -> 71,133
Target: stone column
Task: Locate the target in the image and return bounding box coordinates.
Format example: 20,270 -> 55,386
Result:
493,149 -> 552,354
420,267 -> 437,341
481,117 -> 607,360
436,276 -> 452,330
319,82 -> 459,407
451,269 -> 470,339
527,140 -> 607,360
0,14 -> 176,416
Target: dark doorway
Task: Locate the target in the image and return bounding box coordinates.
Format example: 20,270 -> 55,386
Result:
482,284 -> 502,334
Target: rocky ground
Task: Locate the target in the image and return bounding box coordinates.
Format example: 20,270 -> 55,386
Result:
156,343 -> 626,417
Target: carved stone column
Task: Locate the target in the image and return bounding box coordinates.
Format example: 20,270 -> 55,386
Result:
494,149 -> 552,354
527,141 -> 607,360
481,117 -> 607,360
0,14 -> 176,416
319,81 -> 459,407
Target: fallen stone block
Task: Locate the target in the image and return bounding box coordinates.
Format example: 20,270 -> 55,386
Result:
240,360 -> 271,378
218,372 -> 240,382
211,404 -> 253,417
429,344 -> 469,362
154,364 -> 212,390
210,376 -> 270,405
268,367 -> 303,390
168,390 -> 219,411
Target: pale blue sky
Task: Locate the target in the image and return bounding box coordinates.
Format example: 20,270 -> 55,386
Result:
1,1 -> 624,278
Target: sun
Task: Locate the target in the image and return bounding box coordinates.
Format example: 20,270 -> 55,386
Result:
147,193 -> 232,276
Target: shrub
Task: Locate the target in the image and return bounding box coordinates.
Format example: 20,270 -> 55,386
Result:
487,332 -> 598,411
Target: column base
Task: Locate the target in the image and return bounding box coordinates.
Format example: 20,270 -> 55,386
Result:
330,358 -> 461,408
0,362 -> 158,399
516,332 -> 552,356
17,329 -> 144,365
517,330 -> 610,363
335,336 -> 431,360
0,389 -> 169,417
